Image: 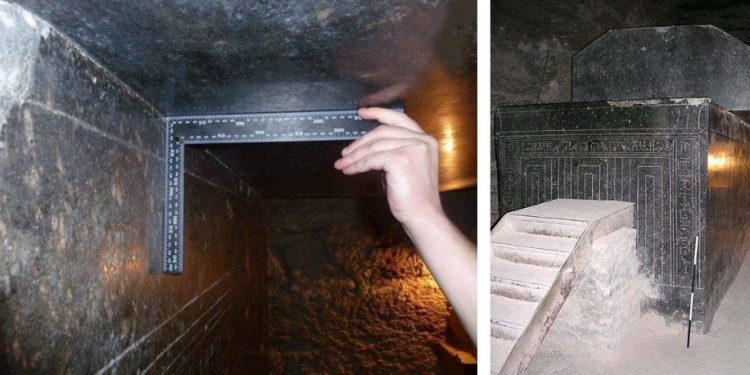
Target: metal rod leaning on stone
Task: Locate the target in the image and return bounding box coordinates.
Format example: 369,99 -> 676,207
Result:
688,236 -> 698,348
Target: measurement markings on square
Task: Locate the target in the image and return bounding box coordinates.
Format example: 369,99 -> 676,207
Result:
164,109 -> 388,274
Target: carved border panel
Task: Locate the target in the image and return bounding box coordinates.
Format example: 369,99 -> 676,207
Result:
495,100 -> 711,325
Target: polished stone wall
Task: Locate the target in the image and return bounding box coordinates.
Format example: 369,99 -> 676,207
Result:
704,106 -> 750,329
0,2 -> 266,372
495,98 -> 750,331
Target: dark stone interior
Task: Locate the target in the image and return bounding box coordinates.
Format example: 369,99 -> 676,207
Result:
0,11 -> 266,371
13,0 -> 477,197
0,0 -> 476,372
14,0 -> 474,115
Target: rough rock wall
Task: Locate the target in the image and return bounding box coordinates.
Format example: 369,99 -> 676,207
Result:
265,190 -> 475,374
0,2 -> 266,372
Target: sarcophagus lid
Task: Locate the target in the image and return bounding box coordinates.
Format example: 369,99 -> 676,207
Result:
572,25 -> 750,111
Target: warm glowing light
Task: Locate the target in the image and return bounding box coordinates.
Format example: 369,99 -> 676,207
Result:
708,154 -> 728,171
100,246 -> 147,290
403,62 -> 476,191
420,274 -> 440,290
442,126 -> 455,154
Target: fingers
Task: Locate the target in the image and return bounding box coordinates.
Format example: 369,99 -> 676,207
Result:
358,107 -> 423,133
341,124 -> 426,156
337,147 -> 410,175
335,138 -> 423,170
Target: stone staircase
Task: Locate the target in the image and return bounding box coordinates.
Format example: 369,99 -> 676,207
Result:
490,199 -> 634,374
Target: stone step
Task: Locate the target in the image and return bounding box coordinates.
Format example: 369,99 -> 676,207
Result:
506,215 -> 587,238
491,257 -> 561,288
491,337 -> 515,375
492,231 -> 578,253
492,242 -> 569,268
489,199 -> 635,374
491,276 -> 549,302
491,294 -> 539,328
490,318 -> 525,341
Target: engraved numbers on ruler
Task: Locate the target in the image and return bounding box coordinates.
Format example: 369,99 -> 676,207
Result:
162,110 -> 378,274
165,127 -> 183,273
174,113 -> 367,143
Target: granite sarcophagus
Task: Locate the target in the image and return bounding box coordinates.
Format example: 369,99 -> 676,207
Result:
495,98 -> 750,331
495,24 -> 750,331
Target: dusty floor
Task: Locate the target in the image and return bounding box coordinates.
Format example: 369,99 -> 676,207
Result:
529,250 -> 750,374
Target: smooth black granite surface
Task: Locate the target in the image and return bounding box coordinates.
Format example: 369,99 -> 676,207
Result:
495,98 -> 750,331
704,106 -> 750,329
8,0 -> 477,194
11,0 -> 475,115
0,4 -> 266,372
572,25 -> 750,111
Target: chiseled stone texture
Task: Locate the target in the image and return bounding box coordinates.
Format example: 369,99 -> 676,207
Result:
264,196 -> 471,374
0,2 -> 265,372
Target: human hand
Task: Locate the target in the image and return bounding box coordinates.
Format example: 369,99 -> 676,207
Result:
334,107 -> 443,227
335,108 -> 476,344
